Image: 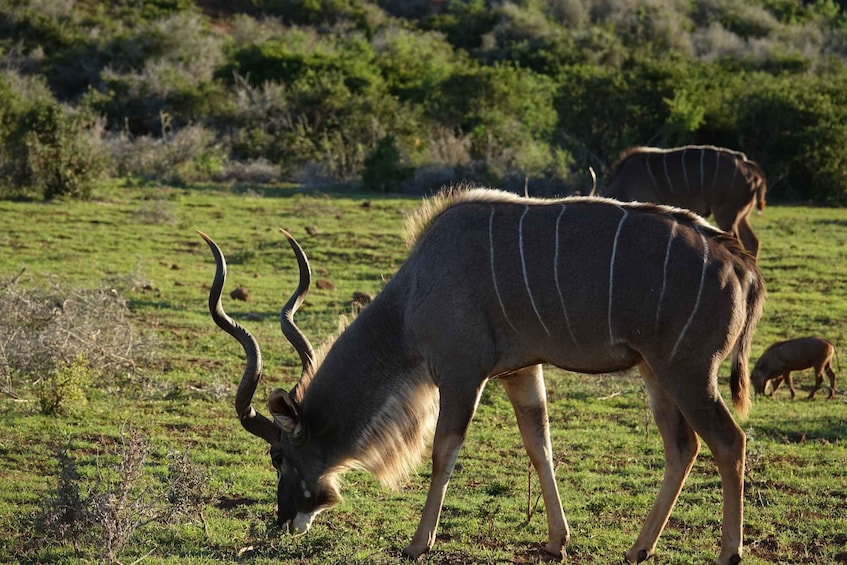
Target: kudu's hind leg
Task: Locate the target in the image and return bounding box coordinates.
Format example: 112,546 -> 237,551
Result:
668,376 -> 746,565
501,365 -> 569,559
626,363 -> 700,564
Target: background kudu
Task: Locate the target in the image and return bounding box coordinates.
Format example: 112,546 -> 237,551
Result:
202,187 -> 766,565
752,337 -> 839,399
601,145 -> 767,259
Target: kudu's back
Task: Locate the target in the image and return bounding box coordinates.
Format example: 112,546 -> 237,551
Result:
601,145 -> 767,258
603,146 -> 762,216
403,189 -> 764,413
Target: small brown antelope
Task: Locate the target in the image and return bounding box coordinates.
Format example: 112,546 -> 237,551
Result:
752,337 -> 839,399
200,187 -> 765,564
602,145 -> 767,259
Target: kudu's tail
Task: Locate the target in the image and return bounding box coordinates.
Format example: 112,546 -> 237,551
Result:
729,271 -> 766,419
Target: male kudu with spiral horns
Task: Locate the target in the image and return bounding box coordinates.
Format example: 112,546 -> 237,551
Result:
201,186 -> 765,564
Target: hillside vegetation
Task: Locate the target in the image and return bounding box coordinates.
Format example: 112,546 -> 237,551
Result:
1,0 -> 847,202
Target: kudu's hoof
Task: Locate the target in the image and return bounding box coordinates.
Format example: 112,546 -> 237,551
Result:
541,546 -> 565,563
624,548 -> 651,563
401,545 -> 427,561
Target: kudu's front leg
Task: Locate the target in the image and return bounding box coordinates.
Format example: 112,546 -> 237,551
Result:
403,381 -> 484,560
501,365 -> 568,560
735,213 -> 760,259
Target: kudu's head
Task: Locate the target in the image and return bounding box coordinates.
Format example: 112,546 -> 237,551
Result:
200,230 -> 341,535
745,160 -> 768,212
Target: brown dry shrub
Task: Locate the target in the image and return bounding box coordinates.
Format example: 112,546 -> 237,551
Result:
38,429 -> 210,563
0,271 -> 160,402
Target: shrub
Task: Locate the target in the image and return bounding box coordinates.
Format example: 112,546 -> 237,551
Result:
39,431 -> 209,563
0,72 -> 105,200
103,123 -> 225,184
362,134 -> 414,192
13,103 -> 105,200
0,274 -> 160,399
84,13 -> 227,135
37,354 -> 94,416
434,62 -> 558,177
372,26 -> 459,105
213,157 -> 282,184
420,0 -> 499,52
733,71 -> 847,204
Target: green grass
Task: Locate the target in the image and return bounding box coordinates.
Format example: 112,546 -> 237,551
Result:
0,184 -> 845,564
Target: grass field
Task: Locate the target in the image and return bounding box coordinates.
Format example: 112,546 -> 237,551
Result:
0,183 -> 845,564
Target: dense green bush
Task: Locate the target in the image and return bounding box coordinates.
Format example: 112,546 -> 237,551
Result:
362,134 -> 414,192
734,71 -> 847,204
14,103 -> 104,200
0,0 -> 845,203
0,73 -> 105,200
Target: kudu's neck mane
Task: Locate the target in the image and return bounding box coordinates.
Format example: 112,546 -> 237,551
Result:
298,293 -> 438,488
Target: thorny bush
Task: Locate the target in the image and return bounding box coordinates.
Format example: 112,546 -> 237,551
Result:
0,271 -> 160,403
39,429 -> 209,564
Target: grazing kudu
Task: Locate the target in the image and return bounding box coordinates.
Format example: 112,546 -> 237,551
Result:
602,145 -> 767,258
752,337 -> 839,399
200,187 -> 765,564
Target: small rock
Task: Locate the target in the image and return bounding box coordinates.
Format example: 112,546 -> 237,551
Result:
230,287 -> 249,301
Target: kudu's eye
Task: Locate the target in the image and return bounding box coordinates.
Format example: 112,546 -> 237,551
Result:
271,452 -> 285,470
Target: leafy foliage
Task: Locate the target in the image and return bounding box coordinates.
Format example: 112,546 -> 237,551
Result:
0,0 -> 846,201
37,354 -> 94,416
362,134 -> 413,192
0,73 -> 105,200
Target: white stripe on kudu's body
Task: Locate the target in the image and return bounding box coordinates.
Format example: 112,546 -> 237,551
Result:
655,218 -> 679,333
662,153 -> 673,193
712,150 -> 721,190
670,228 -> 708,359
519,206 -> 551,335
202,187 -> 765,565
645,156 -> 659,194
608,206 -> 629,344
553,204 -> 579,348
603,144 -> 768,259
490,207 -> 518,333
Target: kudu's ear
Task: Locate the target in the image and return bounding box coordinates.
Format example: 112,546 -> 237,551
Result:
268,388 -> 305,440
